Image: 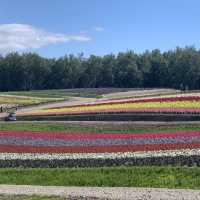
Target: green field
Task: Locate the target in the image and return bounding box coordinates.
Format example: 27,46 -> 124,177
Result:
0,167 -> 199,189
17,112 -> 200,122
0,195 -> 66,200
4,88 -> 133,99
0,195 -> 99,200
0,88 -> 137,107
0,94 -> 66,107
1,88 -> 200,191
0,96 -> 62,106
1,122 -> 200,133
4,88 -> 181,101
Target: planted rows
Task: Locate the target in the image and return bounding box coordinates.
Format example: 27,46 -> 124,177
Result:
18,95 -> 200,117
1,130 -> 200,167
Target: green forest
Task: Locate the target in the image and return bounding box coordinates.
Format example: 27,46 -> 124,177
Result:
0,46 -> 199,91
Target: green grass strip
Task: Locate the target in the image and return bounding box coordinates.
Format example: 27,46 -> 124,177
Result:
0,195 -> 103,200
0,194 -> 66,200
0,123 -> 200,133
0,167 -> 200,189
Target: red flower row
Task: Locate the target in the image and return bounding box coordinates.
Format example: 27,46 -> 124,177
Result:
0,142 -> 200,153
0,130 -> 200,140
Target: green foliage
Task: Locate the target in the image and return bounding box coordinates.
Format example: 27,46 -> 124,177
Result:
17,112 -> 200,122
0,195 -> 103,200
5,88 -> 131,99
0,167 -> 199,189
0,194 -> 65,200
1,47 -> 200,91
0,122 -> 200,133
0,96 -> 61,106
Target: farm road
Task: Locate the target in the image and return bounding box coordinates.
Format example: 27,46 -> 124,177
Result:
0,185 -> 200,200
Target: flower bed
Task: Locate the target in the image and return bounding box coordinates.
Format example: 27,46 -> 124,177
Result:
18,95 -> 200,117
1,130 -> 200,167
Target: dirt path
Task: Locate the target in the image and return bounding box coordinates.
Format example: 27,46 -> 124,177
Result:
0,185 -> 199,200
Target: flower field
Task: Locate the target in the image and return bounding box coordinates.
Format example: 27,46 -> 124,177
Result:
1,128 -> 200,167
8,92 -> 200,168
18,94 -> 200,117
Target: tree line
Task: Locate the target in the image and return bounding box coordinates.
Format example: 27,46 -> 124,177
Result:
0,46 -> 200,91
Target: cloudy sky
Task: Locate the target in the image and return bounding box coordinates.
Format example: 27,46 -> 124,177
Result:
0,0 -> 199,57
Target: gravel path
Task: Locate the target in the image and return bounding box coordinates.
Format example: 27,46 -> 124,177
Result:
0,185 -> 199,200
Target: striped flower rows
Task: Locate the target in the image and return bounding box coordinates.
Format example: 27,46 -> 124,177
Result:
18,95 -> 200,117
1,130 -> 200,167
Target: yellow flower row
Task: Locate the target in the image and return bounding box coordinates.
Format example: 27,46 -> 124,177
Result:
34,100 -> 200,114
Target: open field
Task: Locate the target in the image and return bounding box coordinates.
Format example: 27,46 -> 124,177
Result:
0,194 -> 66,200
0,96 -> 63,107
1,88 -> 200,192
0,194 -> 104,200
0,122 -> 200,167
0,167 -> 200,189
1,122 -> 200,133
101,88 -> 180,99
4,88 -> 138,99
0,194 -> 103,200
0,94 -> 66,107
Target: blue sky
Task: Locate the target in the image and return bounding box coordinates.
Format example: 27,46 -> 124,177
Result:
0,0 -> 199,58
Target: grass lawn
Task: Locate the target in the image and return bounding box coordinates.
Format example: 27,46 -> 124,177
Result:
0,195 -> 108,200
0,194 -> 107,200
0,194 -> 97,200
0,95 -> 66,107
0,96 -> 55,106
0,167 -> 199,189
0,122 -> 200,133
0,195 -> 65,200
4,88 -> 132,99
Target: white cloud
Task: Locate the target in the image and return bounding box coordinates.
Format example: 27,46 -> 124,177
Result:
80,30 -> 88,34
0,24 -> 91,52
93,26 -> 104,32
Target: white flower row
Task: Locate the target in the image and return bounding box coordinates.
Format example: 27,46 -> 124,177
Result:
0,148 -> 200,160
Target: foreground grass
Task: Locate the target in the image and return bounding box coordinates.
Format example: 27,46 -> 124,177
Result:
0,194 -> 100,200
0,195 -> 98,200
0,194 -> 65,200
0,122 -> 200,133
0,167 -> 199,189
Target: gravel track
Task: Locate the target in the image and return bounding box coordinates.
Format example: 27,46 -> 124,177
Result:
0,185 -> 199,200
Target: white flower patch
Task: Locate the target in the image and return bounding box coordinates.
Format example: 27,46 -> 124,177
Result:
0,148 -> 200,160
